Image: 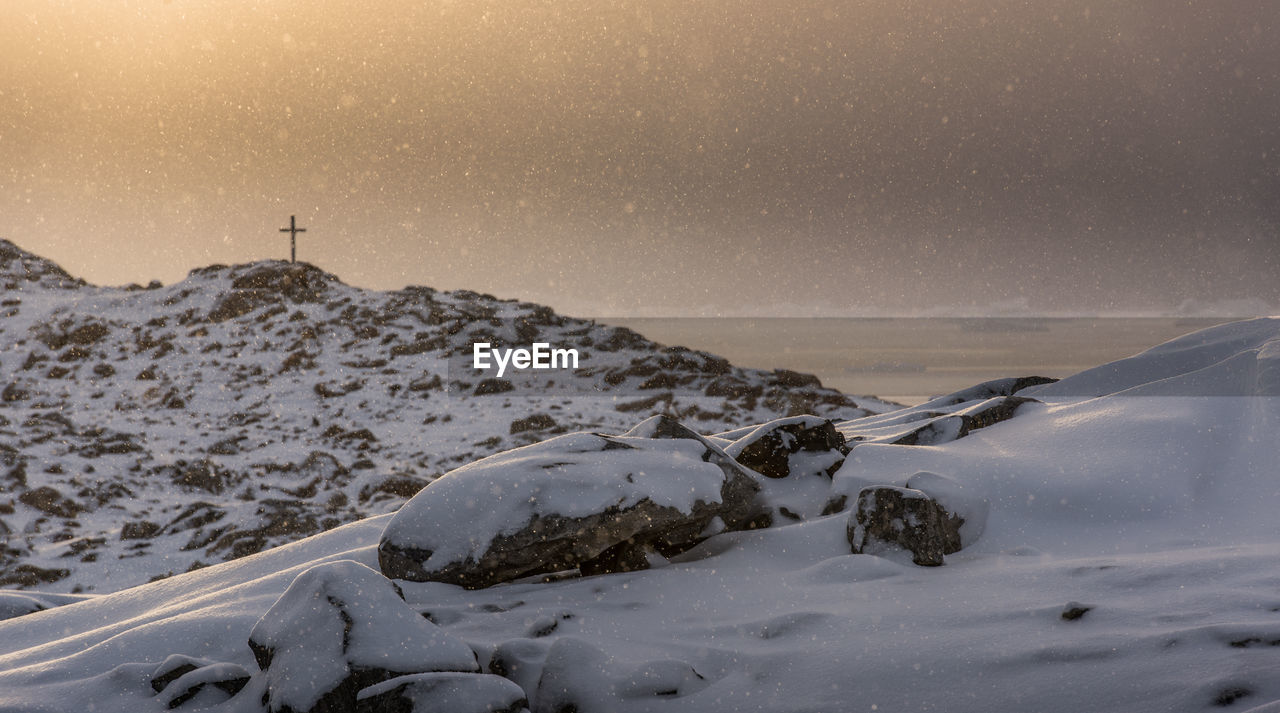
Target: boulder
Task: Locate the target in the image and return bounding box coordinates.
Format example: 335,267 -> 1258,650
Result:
722,415 -> 850,522
847,486 -> 963,566
378,415 -> 763,588
249,560 -> 479,713
724,415 -> 849,479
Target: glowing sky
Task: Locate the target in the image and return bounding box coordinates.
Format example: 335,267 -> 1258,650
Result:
2,0 -> 1277,315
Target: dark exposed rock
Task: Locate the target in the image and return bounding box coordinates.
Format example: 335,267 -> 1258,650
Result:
389,337 -> 446,358
770,369 -> 822,389
510,413 -> 557,434
164,502 -> 228,534
207,291 -> 269,323
847,486 -> 964,566
121,520 -> 162,540
0,564 -> 71,587
298,451 -> 350,481
228,261 -> 338,302
208,436 -> 245,455
208,500 -> 320,558
1,383 -> 30,402
638,372 -> 682,390
727,416 -> 849,480
704,377 -> 762,400
474,378 -> 515,396
164,459 -> 232,495
359,475 -> 429,504
281,350 -> 317,373
315,380 -> 363,398
19,486 -> 82,518
613,393 -> 673,413
1213,687 -> 1252,706
1061,602 -> 1092,621
58,345 -> 93,362
34,320 -> 110,350
406,374 -> 443,392
77,432 -> 144,458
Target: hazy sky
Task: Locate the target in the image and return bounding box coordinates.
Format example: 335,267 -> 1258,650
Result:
1,0 -> 1277,316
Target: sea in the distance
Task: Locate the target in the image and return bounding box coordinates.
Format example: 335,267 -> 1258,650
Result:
598,317 -> 1238,405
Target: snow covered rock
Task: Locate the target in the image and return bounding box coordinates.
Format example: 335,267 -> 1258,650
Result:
248,560 -> 480,713
722,415 -> 849,479
149,655 -> 251,709
847,486 -> 964,566
902,471 -> 989,548
889,396 -> 1036,446
355,672 -> 529,713
718,415 -> 850,522
917,375 -> 1057,408
378,415 -> 763,588
526,637 -> 709,712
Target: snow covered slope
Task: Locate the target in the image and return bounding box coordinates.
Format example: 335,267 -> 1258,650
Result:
0,315 -> 1277,712
0,239 -> 880,594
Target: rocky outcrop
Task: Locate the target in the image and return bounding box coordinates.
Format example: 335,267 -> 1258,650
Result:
847,486 -> 964,566
888,396 -> 1039,446
719,415 -> 851,522
378,416 -> 764,589
725,415 -> 849,479
0,241 -> 874,593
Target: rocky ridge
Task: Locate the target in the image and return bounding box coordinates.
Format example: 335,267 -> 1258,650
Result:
0,239 -> 883,593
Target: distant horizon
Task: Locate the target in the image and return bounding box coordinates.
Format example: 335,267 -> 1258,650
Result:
5,235 -> 1274,321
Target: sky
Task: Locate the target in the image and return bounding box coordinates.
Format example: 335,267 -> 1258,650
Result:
1,0 -> 1277,317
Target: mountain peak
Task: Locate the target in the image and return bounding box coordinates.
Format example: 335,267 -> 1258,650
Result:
184,260 -> 346,303
0,238 -> 87,290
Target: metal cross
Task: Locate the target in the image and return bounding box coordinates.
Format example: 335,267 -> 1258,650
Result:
279,215 -> 306,263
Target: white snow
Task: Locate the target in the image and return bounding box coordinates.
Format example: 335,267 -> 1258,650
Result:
1,316 -> 1279,712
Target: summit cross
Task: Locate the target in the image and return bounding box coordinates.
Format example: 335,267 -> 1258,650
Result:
279,215 -> 306,263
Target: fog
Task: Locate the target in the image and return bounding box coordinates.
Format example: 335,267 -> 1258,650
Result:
2,0 -> 1276,316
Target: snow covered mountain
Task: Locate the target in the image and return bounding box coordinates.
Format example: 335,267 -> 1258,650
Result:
2,237 -> 1278,712
0,238 -> 883,594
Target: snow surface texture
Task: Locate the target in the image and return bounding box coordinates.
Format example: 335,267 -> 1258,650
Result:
0,239 -> 882,593
1,317 -> 1278,711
